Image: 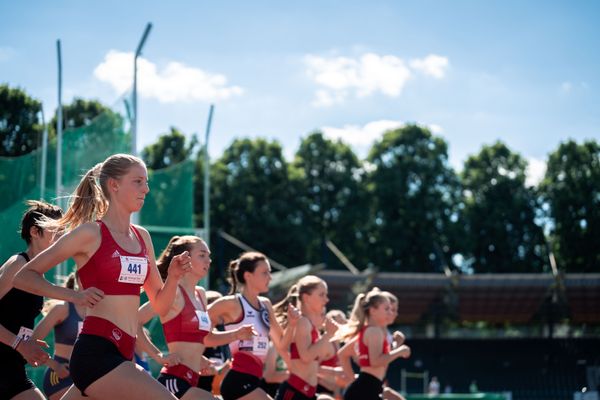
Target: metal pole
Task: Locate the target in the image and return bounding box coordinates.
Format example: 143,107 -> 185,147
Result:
40,108 -> 48,200
132,22 -> 152,157
56,40 -> 63,203
204,104 -> 214,247
56,39 -> 64,279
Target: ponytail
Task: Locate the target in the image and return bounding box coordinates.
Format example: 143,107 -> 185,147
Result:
273,284 -> 299,328
273,275 -> 325,328
226,252 -> 268,295
40,154 -> 144,232
227,260 -> 240,295
336,288 -> 387,341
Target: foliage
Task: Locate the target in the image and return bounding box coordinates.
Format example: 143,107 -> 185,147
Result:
461,142 -> 547,273
210,138 -> 306,268
540,140 -> 600,272
293,132 -> 368,267
141,127 -> 197,170
366,124 -> 463,272
0,84 -> 42,156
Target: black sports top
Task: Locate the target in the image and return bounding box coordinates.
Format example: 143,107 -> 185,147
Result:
0,252 -> 44,357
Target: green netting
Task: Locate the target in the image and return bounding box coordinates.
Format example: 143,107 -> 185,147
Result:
1,98 -> 195,386
140,159 -> 194,228
0,101 -> 130,262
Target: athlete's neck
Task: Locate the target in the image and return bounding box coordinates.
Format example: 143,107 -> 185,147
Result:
241,288 -> 261,309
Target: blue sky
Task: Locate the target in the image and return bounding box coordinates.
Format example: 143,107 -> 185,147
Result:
1,1 -> 598,185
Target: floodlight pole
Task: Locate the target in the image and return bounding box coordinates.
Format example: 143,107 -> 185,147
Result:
204,104 -> 214,247
40,107 -> 48,201
56,39 -> 64,279
132,22 -> 152,157
56,40 -> 63,203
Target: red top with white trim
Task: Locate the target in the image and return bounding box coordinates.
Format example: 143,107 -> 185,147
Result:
78,221 -> 149,296
356,326 -> 390,367
162,287 -> 211,344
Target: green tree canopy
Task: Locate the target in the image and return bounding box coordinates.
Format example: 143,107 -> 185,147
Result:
540,139 -> 600,272
50,98 -> 112,135
461,141 -> 547,273
293,132 -> 368,267
142,127 -> 197,170
211,138 -> 305,268
367,124 -> 462,272
0,84 -> 42,156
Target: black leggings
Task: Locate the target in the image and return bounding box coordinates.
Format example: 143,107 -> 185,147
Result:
344,372 -> 383,400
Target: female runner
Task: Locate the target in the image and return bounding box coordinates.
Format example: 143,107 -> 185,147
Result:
338,289 -> 411,400
31,272 -> 85,400
273,275 -> 340,400
208,251 -> 298,400
15,153 -> 192,400
0,200 -> 62,399
137,235 -> 255,399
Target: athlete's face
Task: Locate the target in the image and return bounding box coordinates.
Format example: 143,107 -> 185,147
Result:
302,282 -> 329,314
110,164 -> 149,212
369,298 -> 392,327
31,226 -> 56,251
189,240 -> 211,279
246,260 -> 272,294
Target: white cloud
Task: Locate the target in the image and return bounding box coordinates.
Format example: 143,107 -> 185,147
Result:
428,124 -> 444,134
409,54 -> 449,79
322,119 -> 404,147
526,157 -> 547,187
561,81 -> 573,93
94,50 -> 243,103
560,81 -> 589,94
305,53 -> 412,106
0,46 -> 15,62
305,52 -> 449,107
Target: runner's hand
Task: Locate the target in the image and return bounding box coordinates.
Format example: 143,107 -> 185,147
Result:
17,338 -> 49,367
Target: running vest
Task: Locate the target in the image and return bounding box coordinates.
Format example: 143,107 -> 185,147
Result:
54,302 -> 83,345
0,253 -> 42,357
356,326 -> 390,367
290,321 -> 319,360
78,221 -> 149,295
225,294 -> 270,377
162,287 -> 211,344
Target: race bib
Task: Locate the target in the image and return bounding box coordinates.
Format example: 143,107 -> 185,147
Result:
253,336 -> 269,356
17,326 -> 34,341
196,310 -> 211,331
118,256 -> 148,284
77,321 -> 83,337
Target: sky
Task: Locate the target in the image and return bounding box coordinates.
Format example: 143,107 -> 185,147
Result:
1,0 -> 599,186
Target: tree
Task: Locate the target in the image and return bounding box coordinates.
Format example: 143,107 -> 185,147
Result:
461,142 -> 547,273
142,127 -> 197,170
367,124 -> 463,272
293,132 -> 368,267
0,84 -> 42,156
49,98 -> 112,134
211,138 -> 305,268
540,140 -> 600,272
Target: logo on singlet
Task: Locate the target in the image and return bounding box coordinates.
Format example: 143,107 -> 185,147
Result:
112,250 -> 121,258
112,328 -> 122,341
186,371 -> 192,380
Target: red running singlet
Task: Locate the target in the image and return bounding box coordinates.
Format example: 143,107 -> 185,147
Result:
290,322 -> 319,360
162,287 -> 211,344
356,326 -> 390,367
78,221 -> 149,296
